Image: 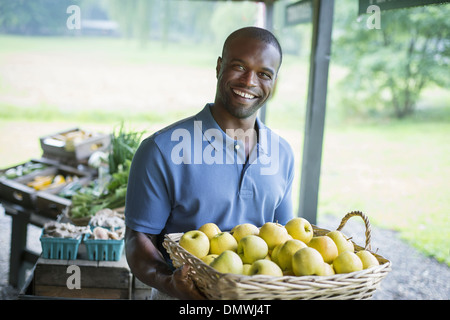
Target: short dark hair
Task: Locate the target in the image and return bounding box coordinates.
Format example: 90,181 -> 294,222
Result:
222,26 -> 283,68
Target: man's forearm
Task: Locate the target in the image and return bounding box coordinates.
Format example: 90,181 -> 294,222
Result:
125,227 -> 174,294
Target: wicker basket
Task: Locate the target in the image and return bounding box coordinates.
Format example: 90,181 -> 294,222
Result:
163,211 -> 392,300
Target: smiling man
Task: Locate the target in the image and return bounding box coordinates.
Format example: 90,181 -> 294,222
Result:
125,27 -> 295,300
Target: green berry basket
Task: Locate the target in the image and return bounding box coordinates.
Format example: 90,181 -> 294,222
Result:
40,231 -> 82,260
163,211 -> 392,300
83,233 -> 124,261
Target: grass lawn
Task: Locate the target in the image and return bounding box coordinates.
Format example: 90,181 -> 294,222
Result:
0,35 -> 449,265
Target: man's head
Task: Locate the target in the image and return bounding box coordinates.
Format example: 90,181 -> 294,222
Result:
214,27 -> 282,120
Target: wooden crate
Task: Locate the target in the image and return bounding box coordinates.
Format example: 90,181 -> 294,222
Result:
0,160 -> 54,208
33,246 -> 132,299
40,127 -> 110,163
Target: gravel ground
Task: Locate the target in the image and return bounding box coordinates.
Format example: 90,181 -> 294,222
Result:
1,205 -> 448,300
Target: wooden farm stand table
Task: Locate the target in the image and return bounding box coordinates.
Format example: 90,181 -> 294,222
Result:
20,245 -> 154,300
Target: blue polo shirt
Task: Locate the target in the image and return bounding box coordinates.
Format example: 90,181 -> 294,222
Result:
125,104 -> 295,236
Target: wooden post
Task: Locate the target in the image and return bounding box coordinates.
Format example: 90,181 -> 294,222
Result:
298,0 -> 335,224
259,0 -> 275,124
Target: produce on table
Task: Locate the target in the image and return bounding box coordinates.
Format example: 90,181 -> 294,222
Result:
91,226 -> 124,240
69,124 -> 144,219
42,221 -> 91,239
1,162 -> 47,179
27,174 -> 78,191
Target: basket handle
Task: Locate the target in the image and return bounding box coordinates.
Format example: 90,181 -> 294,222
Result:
336,211 -> 372,251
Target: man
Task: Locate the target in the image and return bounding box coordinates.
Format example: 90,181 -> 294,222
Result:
125,27 -> 295,299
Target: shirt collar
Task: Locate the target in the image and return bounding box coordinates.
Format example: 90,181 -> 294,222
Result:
194,103 -> 270,158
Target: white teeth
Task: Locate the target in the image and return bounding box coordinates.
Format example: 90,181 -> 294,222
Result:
233,89 -> 255,99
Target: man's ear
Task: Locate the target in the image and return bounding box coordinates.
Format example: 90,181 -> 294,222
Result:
216,57 -> 222,79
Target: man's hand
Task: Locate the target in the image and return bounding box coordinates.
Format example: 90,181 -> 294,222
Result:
169,264 -> 206,300
125,227 -> 205,300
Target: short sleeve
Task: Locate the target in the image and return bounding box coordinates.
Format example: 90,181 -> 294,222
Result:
125,137 -> 172,235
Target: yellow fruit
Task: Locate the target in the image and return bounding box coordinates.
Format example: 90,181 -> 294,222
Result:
292,247 -> 325,276
276,239 -> 307,272
248,259 -> 283,277
317,263 -> 335,276
356,250 -> 380,269
209,232 -> 238,255
231,223 -> 259,242
201,254 -> 218,265
259,222 -> 290,251
179,230 -> 210,259
326,230 -> 354,254
333,251 -> 363,274
210,250 -> 243,274
285,217 -> 314,244
308,236 -> 339,264
198,223 -> 221,240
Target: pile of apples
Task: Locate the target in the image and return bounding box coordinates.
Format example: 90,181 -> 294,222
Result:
179,217 -> 380,277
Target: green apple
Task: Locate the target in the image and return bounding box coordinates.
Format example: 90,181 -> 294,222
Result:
209,232 -> 238,255
201,254 -> 218,265
307,236 -> 339,264
259,222 -> 290,251
248,259 -> 283,277
210,250 -> 243,275
356,250 -> 380,269
333,251 -> 363,274
237,235 -> 268,264
326,230 -> 354,254
285,217 -> 314,244
231,223 -> 259,242
317,263 -> 335,276
198,222 -> 221,240
179,230 -> 210,259
292,247 -> 325,276
276,239 -> 307,272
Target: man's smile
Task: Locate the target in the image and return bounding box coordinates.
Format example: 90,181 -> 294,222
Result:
232,88 -> 257,100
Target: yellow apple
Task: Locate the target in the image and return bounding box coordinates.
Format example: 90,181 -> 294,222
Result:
292,247 -> 325,276
326,230 -> 354,254
237,235 -> 268,264
333,251 -> 363,274
198,222 -> 221,240
231,223 -> 259,242
285,217 -> 314,244
317,263 -> 335,276
356,250 -> 380,269
209,232 -> 238,255
210,250 -> 243,274
179,230 -> 210,259
270,243 -> 283,265
259,222 -> 290,251
307,236 -> 339,264
276,239 -> 307,272
242,264 -> 252,275
248,259 -> 283,277
201,254 -> 218,265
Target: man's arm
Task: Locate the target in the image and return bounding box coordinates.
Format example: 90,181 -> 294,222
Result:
125,226 -> 205,299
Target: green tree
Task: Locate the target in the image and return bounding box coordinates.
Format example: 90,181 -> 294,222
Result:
333,2 -> 450,118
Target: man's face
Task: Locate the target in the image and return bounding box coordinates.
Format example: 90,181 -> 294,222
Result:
215,37 -> 281,120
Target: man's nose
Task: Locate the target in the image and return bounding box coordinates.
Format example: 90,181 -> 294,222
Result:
239,70 -> 258,87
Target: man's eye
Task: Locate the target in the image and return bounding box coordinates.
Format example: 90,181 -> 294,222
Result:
259,72 -> 272,80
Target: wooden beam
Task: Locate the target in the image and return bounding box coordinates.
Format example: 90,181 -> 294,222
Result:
298,0 -> 334,224
259,0 -> 275,124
